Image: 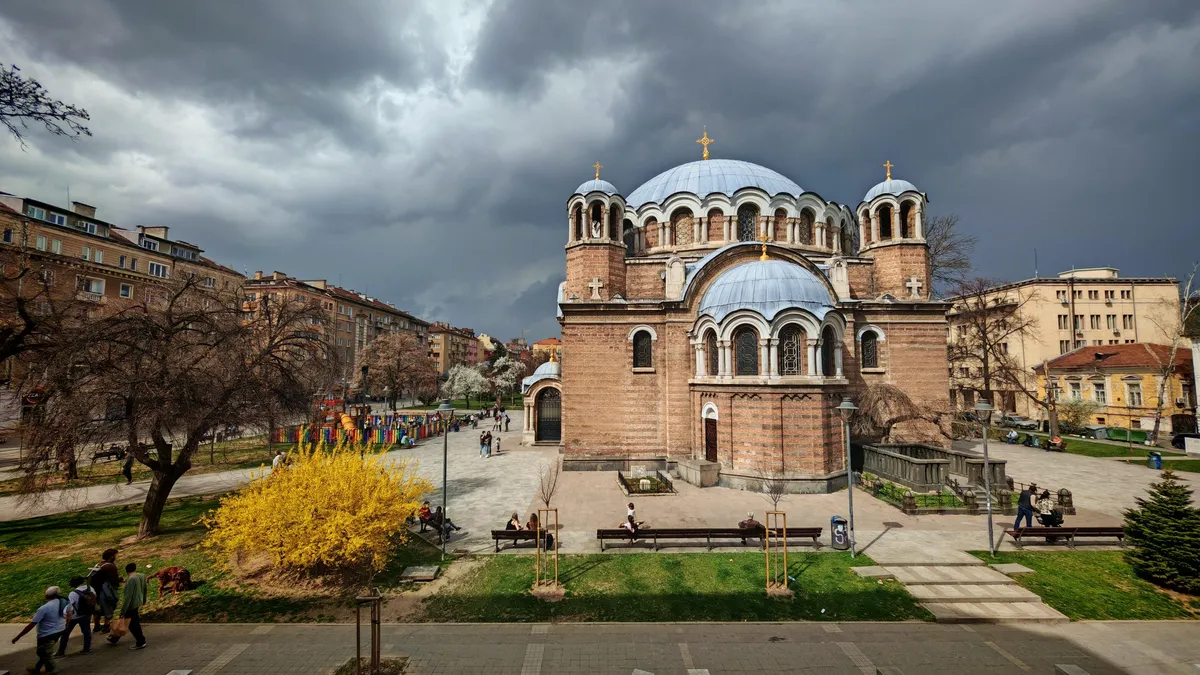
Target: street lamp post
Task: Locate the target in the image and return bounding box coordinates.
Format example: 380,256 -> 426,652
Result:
974,400 -> 996,556
835,396 -> 858,558
435,398 -> 455,560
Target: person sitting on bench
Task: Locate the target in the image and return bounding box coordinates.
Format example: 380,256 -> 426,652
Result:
1036,490 -> 1063,527
738,511 -> 764,544
430,506 -> 461,539
619,515 -> 641,537
1005,429 -> 1019,444
505,512 -> 522,531
417,501 -> 433,531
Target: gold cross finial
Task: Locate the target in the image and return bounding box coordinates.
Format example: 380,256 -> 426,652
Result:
592,161 -> 603,180
696,127 -> 714,160
758,231 -> 769,261
883,160 -> 893,181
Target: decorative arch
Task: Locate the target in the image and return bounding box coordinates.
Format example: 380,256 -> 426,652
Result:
773,208 -> 787,242
588,201 -> 604,239
715,309 -> 772,343
627,324 -> 659,342
855,324 -> 886,342
633,330 -> 653,368
705,328 -> 719,377
898,201 -> 915,239
820,324 -> 837,377
681,242 -> 842,310
797,207 -> 815,245
706,207 -> 724,242
533,385 -> 561,442
702,402 -> 719,419
643,217 -> 659,249
572,204 -> 583,241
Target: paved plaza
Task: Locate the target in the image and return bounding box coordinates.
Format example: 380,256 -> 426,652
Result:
1,620 -> 1198,674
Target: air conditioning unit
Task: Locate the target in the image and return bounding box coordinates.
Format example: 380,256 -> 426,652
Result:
1059,298 -> 1069,305
1113,329 -> 1120,336
1178,398 -> 1190,408
1075,331 -> 1084,338
1105,299 -> 1113,306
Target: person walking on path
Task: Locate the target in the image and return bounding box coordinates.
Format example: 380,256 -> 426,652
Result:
89,549 -> 121,634
1014,483 -> 1037,529
121,451 -> 135,485
504,413 -> 510,432
56,575 -> 96,656
272,450 -> 285,470
107,563 -> 147,650
494,436 -> 501,455
479,431 -> 488,458
11,586 -> 73,673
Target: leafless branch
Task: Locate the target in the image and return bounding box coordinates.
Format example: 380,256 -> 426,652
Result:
1,63 -> 92,149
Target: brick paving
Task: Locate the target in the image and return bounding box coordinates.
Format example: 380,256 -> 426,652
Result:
2,621 -> 1198,674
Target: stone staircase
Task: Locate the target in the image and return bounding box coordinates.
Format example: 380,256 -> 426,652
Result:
856,545 -> 1067,624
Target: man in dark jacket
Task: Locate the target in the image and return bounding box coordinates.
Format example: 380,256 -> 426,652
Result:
1013,483 -> 1037,529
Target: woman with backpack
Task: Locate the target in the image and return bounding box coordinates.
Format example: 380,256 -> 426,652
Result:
55,575 -> 96,656
89,548 -> 121,633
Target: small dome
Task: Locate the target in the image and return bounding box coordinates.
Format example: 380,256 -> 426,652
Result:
575,179 -> 618,195
626,159 -> 802,209
699,260 -> 835,323
522,357 -> 561,394
863,179 -> 919,203
532,359 -> 561,377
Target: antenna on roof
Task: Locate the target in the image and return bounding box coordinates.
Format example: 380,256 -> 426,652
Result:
1034,248 -> 1038,278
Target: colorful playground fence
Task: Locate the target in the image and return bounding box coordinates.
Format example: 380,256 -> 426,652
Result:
272,415 -> 450,446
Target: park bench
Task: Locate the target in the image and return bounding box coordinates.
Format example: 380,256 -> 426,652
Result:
596,526 -> 822,551
1006,526 -> 1124,548
490,529 -> 546,552
91,445 -> 125,463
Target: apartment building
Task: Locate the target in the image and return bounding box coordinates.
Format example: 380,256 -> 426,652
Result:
531,337 -> 562,361
243,271 -> 429,375
947,267 -> 1180,418
429,322 -> 479,374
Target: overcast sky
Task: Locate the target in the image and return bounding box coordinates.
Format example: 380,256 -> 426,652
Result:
1,1 -> 1198,341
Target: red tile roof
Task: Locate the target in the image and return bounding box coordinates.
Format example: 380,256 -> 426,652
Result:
1040,343 -> 1191,372
533,337 -> 561,346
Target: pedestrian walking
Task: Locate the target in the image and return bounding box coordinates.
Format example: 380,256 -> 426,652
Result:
88,548 -> 121,634
1013,483 -> 1037,530
479,431 -> 488,458
107,563 -> 147,650
484,432 -> 492,458
56,575 -> 96,656
121,451 -> 135,485
494,436 -> 501,455
504,413 -> 510,432
11,586 -> 73,673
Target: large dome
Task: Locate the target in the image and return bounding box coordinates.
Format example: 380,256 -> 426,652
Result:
699,260 -> 835,323
626,159 -> 802,209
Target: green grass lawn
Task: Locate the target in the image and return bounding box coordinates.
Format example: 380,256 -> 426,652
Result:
1119,458 -> 1200,473
406,395 -> 522,411
0,495 -> 444,623
1019,432 -> 1165,458
970,551 -> 1199,620
422,552 -> 931,623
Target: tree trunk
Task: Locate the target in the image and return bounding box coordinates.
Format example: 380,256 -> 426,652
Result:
138,467 -> 183,538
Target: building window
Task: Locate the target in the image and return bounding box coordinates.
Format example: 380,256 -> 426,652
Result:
119,283 -> 133,298
1122,314 -> 1134,329
51,239 -> 62,254
26,206 -> 46,220
779,324 -> 804,374
119,255 -> 126,269
1089,314 -> 1100,329
632,330 -> 653,368
1104,290 -> 1114,301
141,238 -> 159,252
1073,315 -> 1082,330
999,342 -> 1009,354
705,330 -> 719,376
860,330 -> 878,370
1121,290 -> 1131,299
130,258 -> 137,271
47,212 -> 66,226
1126,382 -> 1143,407
737,205 -> 758,242
81,246 -> 90,261
148,261 -> 169,278
2,229 -> 11,244
1093,382 -> 1106,404
35,235 -> 46,251
1088,290 -> 1098,300
76,276 -> 104,295
1057,314 -> 1068,330
734,326 -> 759,375
1056,290 -> 1067,302
204,277 -> 216,288
1059,340 -> 1070,354
1074,340 -> 1085,348
1069,382 -> 1082,399
1073,290 -> 1082,299
1106,314 -> 1116,329
94,250 -> 104,264
79,221 -> 97,234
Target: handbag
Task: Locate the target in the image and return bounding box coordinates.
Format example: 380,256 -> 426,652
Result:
108,617 -> 130,638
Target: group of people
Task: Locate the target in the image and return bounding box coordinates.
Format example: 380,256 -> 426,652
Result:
1014,482 -> 1066,528
1003,429 -> 1065,450
418,500 -> 464,541
618,502 -> 646,535
504,511 -> 554,548
478,405 -> 510,432
478,430 -> 500,458
11,548 -> 148,673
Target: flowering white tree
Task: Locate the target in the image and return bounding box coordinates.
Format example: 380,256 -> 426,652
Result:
488,356 -> 526,402
441,363 -> 489,408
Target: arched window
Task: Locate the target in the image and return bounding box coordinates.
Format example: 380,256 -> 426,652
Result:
734,326 -> 759,376
572,205 -> 583,241
737,205 -> 758,242
777,324 -> 805,375
841,219 -> 853,253
878,205 -> 893,240
644,217 -> 658,248
623,220 -> 636,257
705,329 -> 719,376
799,208 -> 814,245
671,208 -> 693,247
707,208 -> 723,242
861,331 -> 879,369
821,326 -> 836,376
609,206 -> 621,240
590,203 -> 604,239
860,211 -> 871,245
773,208 -> 787,242
633,330 -> 653,368
899,202 -> 913,239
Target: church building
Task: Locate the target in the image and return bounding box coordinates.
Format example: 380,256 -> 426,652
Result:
522,132 -> 950,492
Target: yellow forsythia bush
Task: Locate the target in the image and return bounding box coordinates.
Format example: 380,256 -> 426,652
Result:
201,438 -> 432,574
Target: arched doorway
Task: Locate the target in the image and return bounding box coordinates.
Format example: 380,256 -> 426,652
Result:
536,388 -> 561,442
702,404 -> 718,463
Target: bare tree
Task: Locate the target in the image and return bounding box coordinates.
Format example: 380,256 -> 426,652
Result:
19,278 -> 332,537
926,214 -> 977,296
536,459 -> 561,508
758,467 -> 788,511
1143,264 -> 1199,443
947,277 -> 1059,435
351,331 -> 437,410
1,63 -> 92,148
0,217 -> 87,365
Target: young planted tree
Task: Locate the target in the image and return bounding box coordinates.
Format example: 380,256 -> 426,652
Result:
1123,469 -> 1200,594
351,331 -> 437,410
20,278 -> 333,537
1,62 -> 91,148
925,214 -> 978,296
441,363 -> 488,409
536,458 -> 561,508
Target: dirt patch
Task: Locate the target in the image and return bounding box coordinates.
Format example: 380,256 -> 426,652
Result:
383,557 -> 485,622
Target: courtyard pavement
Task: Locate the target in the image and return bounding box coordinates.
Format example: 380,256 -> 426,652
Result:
1,620 -> 1197,674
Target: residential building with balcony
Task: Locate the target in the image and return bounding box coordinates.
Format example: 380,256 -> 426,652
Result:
428,322 -> 478,374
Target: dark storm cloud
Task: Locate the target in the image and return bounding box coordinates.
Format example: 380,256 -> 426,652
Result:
1,1 -> 1199,344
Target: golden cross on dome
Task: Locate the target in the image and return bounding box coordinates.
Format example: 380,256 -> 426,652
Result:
592,161 -> 603,180
883,160 -> 894,181
696,127 -> 714,160
758,232 -> 769,261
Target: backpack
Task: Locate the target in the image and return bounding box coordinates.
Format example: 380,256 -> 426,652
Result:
73,586 -> 97,617
57,597 -> 70,618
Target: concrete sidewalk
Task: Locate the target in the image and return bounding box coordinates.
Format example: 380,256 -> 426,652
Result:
1,620 -> 1197,674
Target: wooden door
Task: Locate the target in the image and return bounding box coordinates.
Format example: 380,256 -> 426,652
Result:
704,418 -> 718,463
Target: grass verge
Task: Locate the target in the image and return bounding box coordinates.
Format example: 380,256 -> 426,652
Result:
1119,458 -> 1200,473
422,552 -> 931,622
970,551 -> 1199,620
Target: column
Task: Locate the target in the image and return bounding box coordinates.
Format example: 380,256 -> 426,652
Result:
833,225 -> 841,253
601,204 -> 608,242
699,218 -> 708,244
766,218 -> 774,240
694,343 -> 705,377
835,343 -> 844,377
758,340 -> 769,377
768,339 -> 779,378
719,341 -> 731,377
915,204 -> 924,239
859,220 -> 867,248
658,222 -> 666,249
808,342 -> 819,376
724,216 -> 731,242
568,216 -> 575,243
871,211 -> 880,243
892,208 -> 900,241
665,220 -> 673,247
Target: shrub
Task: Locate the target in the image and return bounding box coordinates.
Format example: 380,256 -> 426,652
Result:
201,437 -> 432,575
1123,469 -> 1200,594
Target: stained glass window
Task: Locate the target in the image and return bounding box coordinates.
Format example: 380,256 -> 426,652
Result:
778,324 -> 803,375
861,331 -> 878,369
633,330 -> 653,368
734,327 -> 759,376
799,214 -> 812,244
673,209 -> 693,247
821,326 -> 836,376
737,205 -> 757,242
705,330 -> 719,376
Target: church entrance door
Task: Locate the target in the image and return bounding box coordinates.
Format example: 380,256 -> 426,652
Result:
704,418 -> 718,463
536,389 -> 561,442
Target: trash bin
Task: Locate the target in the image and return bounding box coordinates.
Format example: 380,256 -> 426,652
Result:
1148,451 -> 1162,470
831,515 -> 849,551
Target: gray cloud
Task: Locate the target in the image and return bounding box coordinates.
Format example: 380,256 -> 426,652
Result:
1,0 -> 1198,344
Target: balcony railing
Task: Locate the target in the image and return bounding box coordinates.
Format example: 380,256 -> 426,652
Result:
75,290 -> 107,304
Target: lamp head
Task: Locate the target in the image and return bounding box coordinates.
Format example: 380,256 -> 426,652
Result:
973,400 -> 995,422
435,398 -> 455,417
835,396 -> 857,420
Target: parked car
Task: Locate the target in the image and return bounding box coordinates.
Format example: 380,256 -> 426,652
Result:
999,415 -> 1039,430
1171,433 -> 1200,450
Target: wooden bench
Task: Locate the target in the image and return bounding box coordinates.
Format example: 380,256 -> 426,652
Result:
1006,526 -> 1124,548
596,526 -> 822,551
92,446 -> 125,463
491,529 -> 543,552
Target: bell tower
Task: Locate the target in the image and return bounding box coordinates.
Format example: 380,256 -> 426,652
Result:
564,163 -> 627,302
856,161 -> 931,300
